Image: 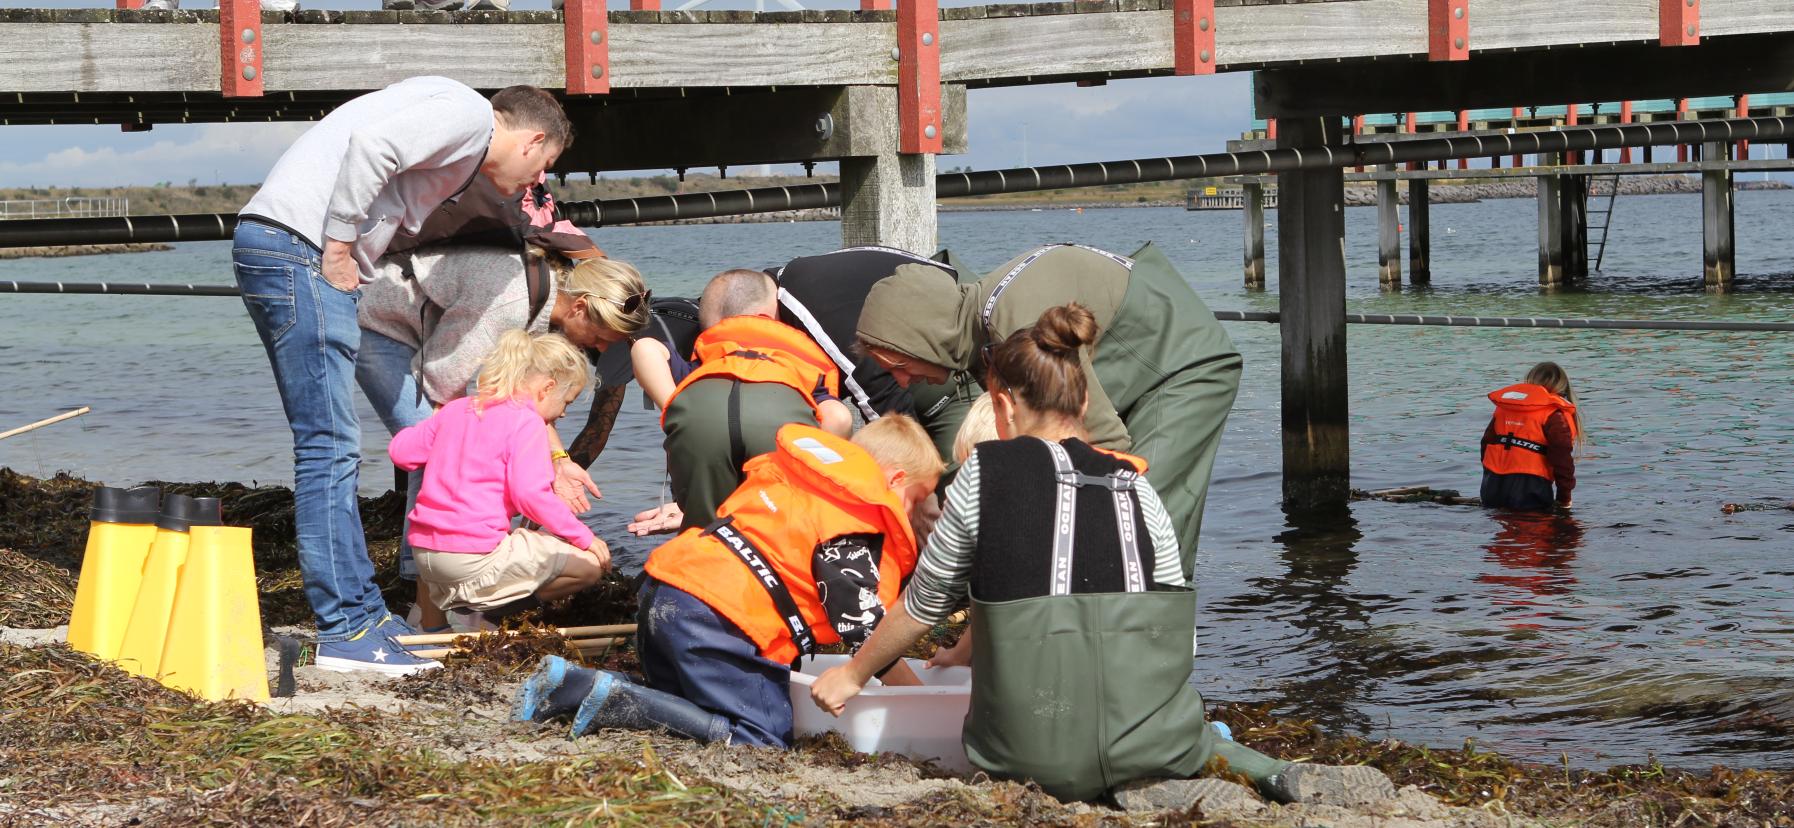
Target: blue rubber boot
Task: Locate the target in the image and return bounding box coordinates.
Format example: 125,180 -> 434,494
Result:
512,656 -> 599,722
571,670 -> 732,744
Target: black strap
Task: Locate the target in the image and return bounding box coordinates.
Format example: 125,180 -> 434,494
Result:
727,380 -> 747,475
1496,434 -> 1547,453
526,255 -> 551,326
705,517 -> 817,655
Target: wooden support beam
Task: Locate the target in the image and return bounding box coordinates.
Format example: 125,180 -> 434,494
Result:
840,86 -> 936,254
564,0 -> 608,95
1377,178 -> 1401,287
1276,116 -> 1349,510
1561,173 -> 1589,280
1427,0 -> 1467,62
1538,171 -> 1564,288
1243,181 -> 1266,290
1703,141 -> 1735,291
897,0 -> 941,154
1408,179 -> 1430,284
1173,0 -> 1216,75
219,0 -> 261,98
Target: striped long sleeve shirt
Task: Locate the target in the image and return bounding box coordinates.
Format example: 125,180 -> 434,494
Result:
902,449 -> 1188,625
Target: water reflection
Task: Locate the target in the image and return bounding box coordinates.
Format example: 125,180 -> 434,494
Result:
1478,511 -> 1584,630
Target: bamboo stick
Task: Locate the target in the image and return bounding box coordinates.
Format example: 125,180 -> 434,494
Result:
0,406 -> 89,441
393,623 -> 636,647
405,636 -> 624,661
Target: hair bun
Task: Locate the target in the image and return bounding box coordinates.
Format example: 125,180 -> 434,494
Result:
1031,303 -> 1099,357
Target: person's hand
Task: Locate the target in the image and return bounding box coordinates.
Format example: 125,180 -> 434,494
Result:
553,458 -> 602,512
909,492 -> 942,548
925,634 -> 972,669
628,503 -> 684,536
321,238 -> 360,293
583,536 -> 613,570
810,663 -> 866,717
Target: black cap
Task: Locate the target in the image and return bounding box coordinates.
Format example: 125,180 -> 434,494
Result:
89,486 -> 162,524
156,494 -> 225,532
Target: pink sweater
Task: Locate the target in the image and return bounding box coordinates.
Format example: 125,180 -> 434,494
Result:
389,396 -> 596,554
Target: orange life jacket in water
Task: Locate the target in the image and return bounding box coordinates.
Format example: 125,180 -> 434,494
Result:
1482,383 -> 1577,480
643,425 -> 918,665
659,316 -> 841,428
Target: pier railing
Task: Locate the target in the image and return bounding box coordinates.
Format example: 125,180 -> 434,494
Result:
0,197 -> 129,221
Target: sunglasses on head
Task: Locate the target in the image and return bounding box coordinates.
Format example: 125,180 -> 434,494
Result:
606,289 -> 652,314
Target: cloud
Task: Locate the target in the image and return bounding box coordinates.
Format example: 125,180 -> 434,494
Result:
0,122 -> 311,188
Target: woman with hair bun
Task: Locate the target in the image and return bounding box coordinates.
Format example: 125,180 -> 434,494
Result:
814,304 -> 1365,806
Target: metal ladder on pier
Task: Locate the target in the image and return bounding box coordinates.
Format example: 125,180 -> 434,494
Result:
1587,174 -> 1623,271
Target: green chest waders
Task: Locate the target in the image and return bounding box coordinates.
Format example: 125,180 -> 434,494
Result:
963,443 -> 1218,803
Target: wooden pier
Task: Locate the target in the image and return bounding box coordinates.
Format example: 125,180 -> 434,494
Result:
8,0 -> 1794,508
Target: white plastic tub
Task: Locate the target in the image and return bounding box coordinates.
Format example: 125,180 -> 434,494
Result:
787,654 -> 973,772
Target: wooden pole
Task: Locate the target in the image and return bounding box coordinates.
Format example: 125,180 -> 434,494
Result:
1377,178 -> 1402,287
0,406 -> 90,441
408,636 -> 625,661
1408,179 -> 1431,284
1276,116 -> 1350,509
393,623 -> 636,647
1243,181 -> 1266,289
1538,168 -> 1565,289
1703,141 -> 1735,291
839,87 -> 937,255
1562,174 -> 1590,281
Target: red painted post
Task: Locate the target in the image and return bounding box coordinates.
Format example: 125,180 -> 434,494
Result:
1565,104 -> 1580,164
632,0 -> 661,9
1677,98 -> 1690,161
564,0 -> 609,95
1660,0 -> 1699,46
1266,118 -> 1277,141
860,0 -> 892,9
1511,107 -> 1524,167
1404,112 -> 1418,171
1736,95 -> 1750,158
115,0 -> 146,8
897,0 -> 942,154
1456,110 -> 1470,169
219,0 -> 262,99
1427,0 -> 1468,61
1173,0 -> 1217,76
1619,101 -> 1635,163
1352,115 -> 1364,172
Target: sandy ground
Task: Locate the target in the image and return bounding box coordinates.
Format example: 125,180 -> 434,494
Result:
2,625 -> 1545,827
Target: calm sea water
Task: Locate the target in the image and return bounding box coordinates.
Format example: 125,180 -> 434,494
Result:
4,191 -> 1793,770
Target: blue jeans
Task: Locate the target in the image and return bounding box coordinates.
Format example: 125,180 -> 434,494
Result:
234,219 -> 388,642
638,579 -> 795,747
355,329 -> 435,580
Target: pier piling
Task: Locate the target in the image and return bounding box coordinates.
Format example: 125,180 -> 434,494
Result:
1407,179 -> 1431,284
1377,178 -> 1401,287
1562,174 -> 1590,281
1276,116 -> 1350,509
838,87 -> 937,255
1703,141 -> 1736,291
1243,181 -> 1266,289
1538,172 -> 1565,288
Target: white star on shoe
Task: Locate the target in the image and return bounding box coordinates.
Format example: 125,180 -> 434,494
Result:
372,648 -> 389,662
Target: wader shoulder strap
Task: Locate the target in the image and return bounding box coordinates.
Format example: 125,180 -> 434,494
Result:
1044,441 -> 1148,596
777,287 -> 878,422
979,243 -> 1135,336
727,380 -> 747,476
705,517 -> 817,656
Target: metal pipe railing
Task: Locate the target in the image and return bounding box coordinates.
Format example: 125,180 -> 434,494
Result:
0,114 -> 1790,248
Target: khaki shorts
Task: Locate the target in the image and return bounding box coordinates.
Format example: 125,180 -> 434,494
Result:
415,527 -> 580,611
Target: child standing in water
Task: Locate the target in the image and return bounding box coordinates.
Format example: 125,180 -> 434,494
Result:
388,330 -> 612,630
1481,361 -> 1583,511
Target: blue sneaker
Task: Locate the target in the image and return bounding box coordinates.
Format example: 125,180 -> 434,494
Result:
569,670 -> 620,738
513,656 -> 570,722
315,622 -> 442,676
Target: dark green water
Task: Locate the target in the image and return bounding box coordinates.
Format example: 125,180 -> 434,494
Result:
3,192 -> 1792,769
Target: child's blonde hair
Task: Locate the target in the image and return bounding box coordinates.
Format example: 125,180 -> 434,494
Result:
475,329 -> 589,410
952,393 -> 998,464
1523,361 -> 1585,445
852,415 -> 946,486
560,256 -> 651,336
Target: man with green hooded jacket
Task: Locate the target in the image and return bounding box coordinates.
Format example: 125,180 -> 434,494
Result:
855,242 -> 1239,577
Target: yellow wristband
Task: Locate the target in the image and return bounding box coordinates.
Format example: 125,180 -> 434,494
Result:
550,450 -> 570,462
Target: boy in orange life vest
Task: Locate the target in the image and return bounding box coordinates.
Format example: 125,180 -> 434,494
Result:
512,415 -> 944,747
1481,361 -> 1582,511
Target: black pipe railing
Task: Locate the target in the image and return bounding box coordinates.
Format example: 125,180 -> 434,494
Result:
1,114 -> 1790,248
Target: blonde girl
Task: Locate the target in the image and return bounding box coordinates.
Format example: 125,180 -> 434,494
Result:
1480,361 -> 1582,510
388,330 -> 613,632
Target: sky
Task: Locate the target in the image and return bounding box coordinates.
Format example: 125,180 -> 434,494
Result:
0,0 -> 1256,188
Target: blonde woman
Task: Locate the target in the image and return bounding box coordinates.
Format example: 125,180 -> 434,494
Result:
388,330 -> 613,635
358,244 -> 649,631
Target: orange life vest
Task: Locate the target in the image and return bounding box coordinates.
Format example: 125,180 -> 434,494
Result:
1482,383 -> 1577,480
659,316 -> 841,428
643,424 -> 919,664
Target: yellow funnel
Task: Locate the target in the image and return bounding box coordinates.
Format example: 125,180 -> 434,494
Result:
67,486 -> 162,660
114,494 -> 221,678
158,525 -> 268,702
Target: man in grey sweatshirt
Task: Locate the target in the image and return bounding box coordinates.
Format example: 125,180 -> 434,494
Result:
233,77 -> 571,675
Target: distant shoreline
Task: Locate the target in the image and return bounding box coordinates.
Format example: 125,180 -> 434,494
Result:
0,243 -> 173,259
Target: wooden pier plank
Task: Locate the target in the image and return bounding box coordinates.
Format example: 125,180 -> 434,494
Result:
1704,0 -> 1794,38
1,23 -> 217,93
1469,0 -> 1656,52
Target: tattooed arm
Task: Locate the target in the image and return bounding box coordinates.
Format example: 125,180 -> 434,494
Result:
567,384 -> 627,469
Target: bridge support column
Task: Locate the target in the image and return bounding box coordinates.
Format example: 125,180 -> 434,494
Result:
1538,172 -> 1565,288
1377,178 -> 1401,288
1243,181 -> 1266,289
841,151 -> 937,255
1408,179 -> 1431,284
1703,141 -> 1735,291
1562,174 -> 1589,281
1277,116 -> 1350,510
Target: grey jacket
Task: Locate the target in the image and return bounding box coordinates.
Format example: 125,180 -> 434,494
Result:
358,244 -> 557,405
240,76 -> 493,280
